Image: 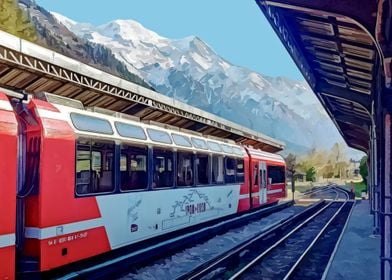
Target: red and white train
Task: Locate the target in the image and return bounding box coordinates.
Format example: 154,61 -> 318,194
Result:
0,90 -> 286,279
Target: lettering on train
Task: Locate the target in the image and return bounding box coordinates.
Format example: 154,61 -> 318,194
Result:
47,231 -> 88,246
185,202 -> 207,215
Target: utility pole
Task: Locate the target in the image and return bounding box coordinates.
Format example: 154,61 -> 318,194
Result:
285,153 -> 296,202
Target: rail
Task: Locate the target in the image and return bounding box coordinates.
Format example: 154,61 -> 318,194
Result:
176,187 -> 352,280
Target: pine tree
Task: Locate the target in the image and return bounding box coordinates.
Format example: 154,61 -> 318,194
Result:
0,0 -> 37,41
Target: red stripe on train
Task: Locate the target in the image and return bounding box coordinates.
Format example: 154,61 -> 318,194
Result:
26,227 -> 110,272
0,246 -> 15,280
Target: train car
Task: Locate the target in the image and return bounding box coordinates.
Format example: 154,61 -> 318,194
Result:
246,148 -> 286,208
1,91 -> 286,276
0,92 -> 18,280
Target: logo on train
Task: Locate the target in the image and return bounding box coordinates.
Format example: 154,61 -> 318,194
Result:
185,202 -> 207,215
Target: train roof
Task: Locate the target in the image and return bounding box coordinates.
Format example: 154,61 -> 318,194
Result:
27,92 -> 286,163
246,147 -> 285,164
37,97 -> 246,158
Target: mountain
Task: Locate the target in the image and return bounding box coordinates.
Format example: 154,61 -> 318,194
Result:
18,0 -> 151,89
18,1 -> 360,157
53,15 -> 348,154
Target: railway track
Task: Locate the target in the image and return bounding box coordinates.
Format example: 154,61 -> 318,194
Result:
175,187 -> 353,280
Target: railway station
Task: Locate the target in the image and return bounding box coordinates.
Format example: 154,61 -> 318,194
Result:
0,0 -> 388,279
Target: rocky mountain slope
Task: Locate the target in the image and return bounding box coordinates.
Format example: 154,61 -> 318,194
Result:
19,0 -> 151,88
54,15 -> 345,154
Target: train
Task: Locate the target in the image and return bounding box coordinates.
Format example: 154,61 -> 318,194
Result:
0,89 -> 286,279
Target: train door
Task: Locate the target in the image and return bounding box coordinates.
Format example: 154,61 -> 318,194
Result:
259,162 -> 267,204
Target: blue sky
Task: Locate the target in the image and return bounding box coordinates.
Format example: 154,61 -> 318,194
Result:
35,0 -> 303,80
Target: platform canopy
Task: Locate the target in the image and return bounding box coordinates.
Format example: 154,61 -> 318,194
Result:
255,0 -> 392,153
0,30 -> 284,152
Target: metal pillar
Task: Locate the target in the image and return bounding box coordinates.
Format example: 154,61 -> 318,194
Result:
380,87 -> 392,279
381,112 -> 392,279
371,117 -> 380,235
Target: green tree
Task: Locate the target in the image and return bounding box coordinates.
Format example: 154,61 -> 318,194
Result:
0,0 -> 37,41
359,156 -> 368,184
306,167 -> 316,182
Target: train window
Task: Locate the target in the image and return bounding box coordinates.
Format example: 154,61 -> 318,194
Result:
207,141 -> 222,152
177,152 -> 194,187
191,137 -> 209,150
225,157 -> 236,183
195,154 -> 210,185
153,149 -> 174,188
212,155 -> 224,184
147,128 -> 172,144
172,133 -> 192,147
222,144 -> 233,154
115,122 -> 147,140
105,153 -> 114,171
71,113 -> 113,135
233,147 -> 243,156
236,159 -> 245,183
120,155 -> 127,171
267,165 -> 285,184
120,145 -> 148,191
253,164 -> 259,185
76,139 -> 115,195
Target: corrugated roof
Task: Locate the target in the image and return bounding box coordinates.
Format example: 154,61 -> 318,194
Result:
256,0 -> 382,152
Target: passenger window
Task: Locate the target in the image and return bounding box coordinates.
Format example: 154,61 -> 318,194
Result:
191,137 -> 209,150
153,149 -> 174,188
207,141 -> 222,152
267,165 -> 286,184
147,128 -> 172,144
115,122 -> 146,140
254,164 -> 259,185
225,157 -> 236,183
196,154 -> 210,185
172,133 -> 192,147
177,152 -> 194,187
120,145 -> 148,191
212,155 -> 224,184
76,139 -> 115,195
71,113 -> 113,135
222,145 -> 233,154
236,159 -> 245,183
120,155 -> 127,171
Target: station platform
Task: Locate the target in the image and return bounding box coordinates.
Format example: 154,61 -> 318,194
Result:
326,200 -> 380,280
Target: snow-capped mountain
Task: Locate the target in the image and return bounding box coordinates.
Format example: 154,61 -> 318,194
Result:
52,14 -> 348,154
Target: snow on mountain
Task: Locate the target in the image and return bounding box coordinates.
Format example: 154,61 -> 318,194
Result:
52,13 -> 351,155
50,12 -> 77,30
